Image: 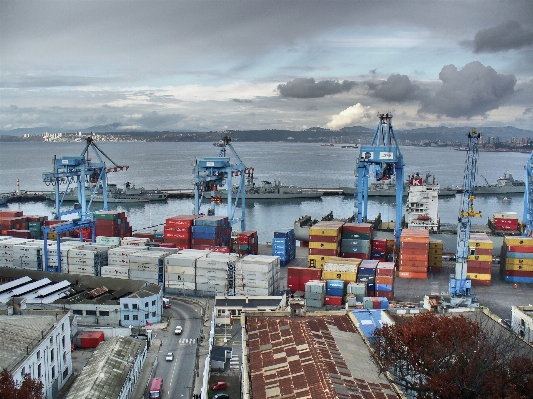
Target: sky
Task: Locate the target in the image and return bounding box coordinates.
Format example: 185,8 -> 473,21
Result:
1,0 -> 533,132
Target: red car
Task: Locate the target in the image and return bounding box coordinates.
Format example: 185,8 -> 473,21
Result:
211,382 -> 227,391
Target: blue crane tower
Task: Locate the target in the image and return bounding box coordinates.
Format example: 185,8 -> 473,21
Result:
450,128 -> 481,300
523,150 -> 533,236
41,136 -> 128,272
193,136 -> 247,231
356,113 -> 404,248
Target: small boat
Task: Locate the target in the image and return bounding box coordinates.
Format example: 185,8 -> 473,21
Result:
503,197 -> 511,201
320,143 -> 334,147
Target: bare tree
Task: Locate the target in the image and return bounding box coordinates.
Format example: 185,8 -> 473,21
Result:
372,312 -> 533,398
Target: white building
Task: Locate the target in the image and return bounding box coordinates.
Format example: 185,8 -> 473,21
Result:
511,305 -> 533,343
0,311 -> 72,399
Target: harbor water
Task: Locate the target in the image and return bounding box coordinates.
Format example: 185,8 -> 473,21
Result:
1,141 -> 528,243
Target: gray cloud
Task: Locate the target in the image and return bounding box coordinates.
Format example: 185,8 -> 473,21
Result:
277,78 -> 357,98
0,74 -> 114,88
368,74 -> 424,102
473,21 -> 533,53
418,61 -> 516,118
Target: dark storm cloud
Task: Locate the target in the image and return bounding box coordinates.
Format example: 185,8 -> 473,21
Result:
277,78 -> 357,98
473,21 -> 533,53
368,74 -> 424,102
418,61 -> 516,118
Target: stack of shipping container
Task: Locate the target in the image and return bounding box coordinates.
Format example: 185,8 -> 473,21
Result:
375,261 -> 395,300
94,211 -> 132,238
467,233 -> 493,286
271,229 -> 296,266
236,230 -> 259,256
500,236 -> 533,284
163,215 -> 200,249
428,239 -> 443,273
398,229 -> 429,279
307,221 -> 344,268
304,280 -> 326,308
235,255 -> 280,296
345,282 -> 366,307
357,259 -> 378,296
340,222 -> 373,260
164,250 -> 209,291
191,216 -> 231,252
492,211 -> 519,233
370,237 -> 387,261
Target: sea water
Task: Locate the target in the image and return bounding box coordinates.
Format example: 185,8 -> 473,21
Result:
0,141 -> 528,243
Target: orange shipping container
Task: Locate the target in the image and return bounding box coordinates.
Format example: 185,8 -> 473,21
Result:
398,271 -> 428,279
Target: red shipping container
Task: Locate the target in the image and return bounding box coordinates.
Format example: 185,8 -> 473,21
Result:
376,291 -> 393,300
342,253 -> 369,260
79,331 -> 104,348
0,211 -> 23,217
507,245 -> 533,253
376,262 -> 395,276
505,270 -> 533,277
324,295 -> 343,306
467,265 -> 492,274
471,280 -> 491,287
308,248 -> 339,256
398,271 -> 428,279
288,267 -> 322,280
7,230 -> 32,238
342,223 -> 373,234
309,235 -> 339,243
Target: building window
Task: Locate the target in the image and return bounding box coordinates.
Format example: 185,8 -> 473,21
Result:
152,311 -> 156,317
62,336 -> 65,348
63,352 -> 67,363
123,304 -> 129,309
99,310 -> 109,316
63,368 -> 69,379
124,315 -> 130,321
50,337 -> 53,345
52,366 -> 55,379
37,350 -> 40,361
73,310 -> 83,315
37,364 -> 41,378
61,323 -> 64,332
51,349 -> 55,362
133,315 -> 138,321
21,367 -> 25,378
152,300 -> 156,306
86,310 -> 96,316
145,302 -> 149,308
132,303 -> 138,310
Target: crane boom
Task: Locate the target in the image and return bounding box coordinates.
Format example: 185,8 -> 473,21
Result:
452,129 -> 481,296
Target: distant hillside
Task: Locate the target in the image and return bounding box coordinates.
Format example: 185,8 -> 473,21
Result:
1,125 -> 532,144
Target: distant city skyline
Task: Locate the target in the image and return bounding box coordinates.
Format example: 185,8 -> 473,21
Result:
1,1 -> 532,134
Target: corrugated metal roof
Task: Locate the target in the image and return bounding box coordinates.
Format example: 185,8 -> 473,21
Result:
0,315 -> 57,371
247,315 -> 398,399
64,336 -> 146,399
351,309 -> 383,339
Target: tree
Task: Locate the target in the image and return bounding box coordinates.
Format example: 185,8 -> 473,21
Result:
0,369 -> 43,399
372,312 -> 533,398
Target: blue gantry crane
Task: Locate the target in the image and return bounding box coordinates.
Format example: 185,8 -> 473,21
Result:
523,151 -> 533,236
41,136 -> 128,272
356,113 -> 404,247
449,128 -> 481,301
193,136 -> 247,231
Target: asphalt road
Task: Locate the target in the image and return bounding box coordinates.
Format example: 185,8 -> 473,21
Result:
156,300 -> 202,399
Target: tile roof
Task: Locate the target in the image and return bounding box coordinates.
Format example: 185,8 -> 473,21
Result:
246,314 -> 399,399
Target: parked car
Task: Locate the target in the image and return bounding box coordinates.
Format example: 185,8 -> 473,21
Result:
211,381 -> 227,391
165,352 -> 174,361
211,394 -> 229,399
174,325 -> 183,335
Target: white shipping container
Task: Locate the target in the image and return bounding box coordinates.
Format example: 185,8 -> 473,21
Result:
196,282 -> 225,294
236,261 -> 274,273
129,270 -> 158,283
68,257 -> 98,266
165,281 -> 196,290
195,268 -> 227,279
68,249 -> 98,259
196,275 -> 226,285
107,257 -> 130,265
165,254 -> 199,268
101,266 -> 130,278
493,211 -> 519,219
68,264 -> 95,275
13,244 -> 41,254
165,272 -> 196,283
120,238 -> 149,246
233,269 -> 273,280
323,263 -> 358,273
305,281 -> 326,294
0,238 -> 31,250
13,260 -> 41,270
128,262 -> 160,272
234,286 -> 271,296
196,258 -> 228,271
129,252 -> 166,263
238,278 -> 272,289
108,247 -> 147,257
96,236 -> 121,246
164,264 -> 196,276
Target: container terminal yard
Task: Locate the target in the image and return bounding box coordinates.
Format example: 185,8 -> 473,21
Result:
1,122 -> 533,399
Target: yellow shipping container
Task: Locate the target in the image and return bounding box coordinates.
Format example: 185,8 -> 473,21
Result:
322,270 -> 357,282
325,256 -> 362,267
429,240 -> 443,248
309,227 -> 342,236
308,255 -> 330,269
467,273 -> 491,281
467,254 -> 493,262
505,262 -> 533,272
503,236 -> 533,247
505,258 -> 533,267
468,240 -> 494,249
47,232 -> 57,239
309,241 -> 339,250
